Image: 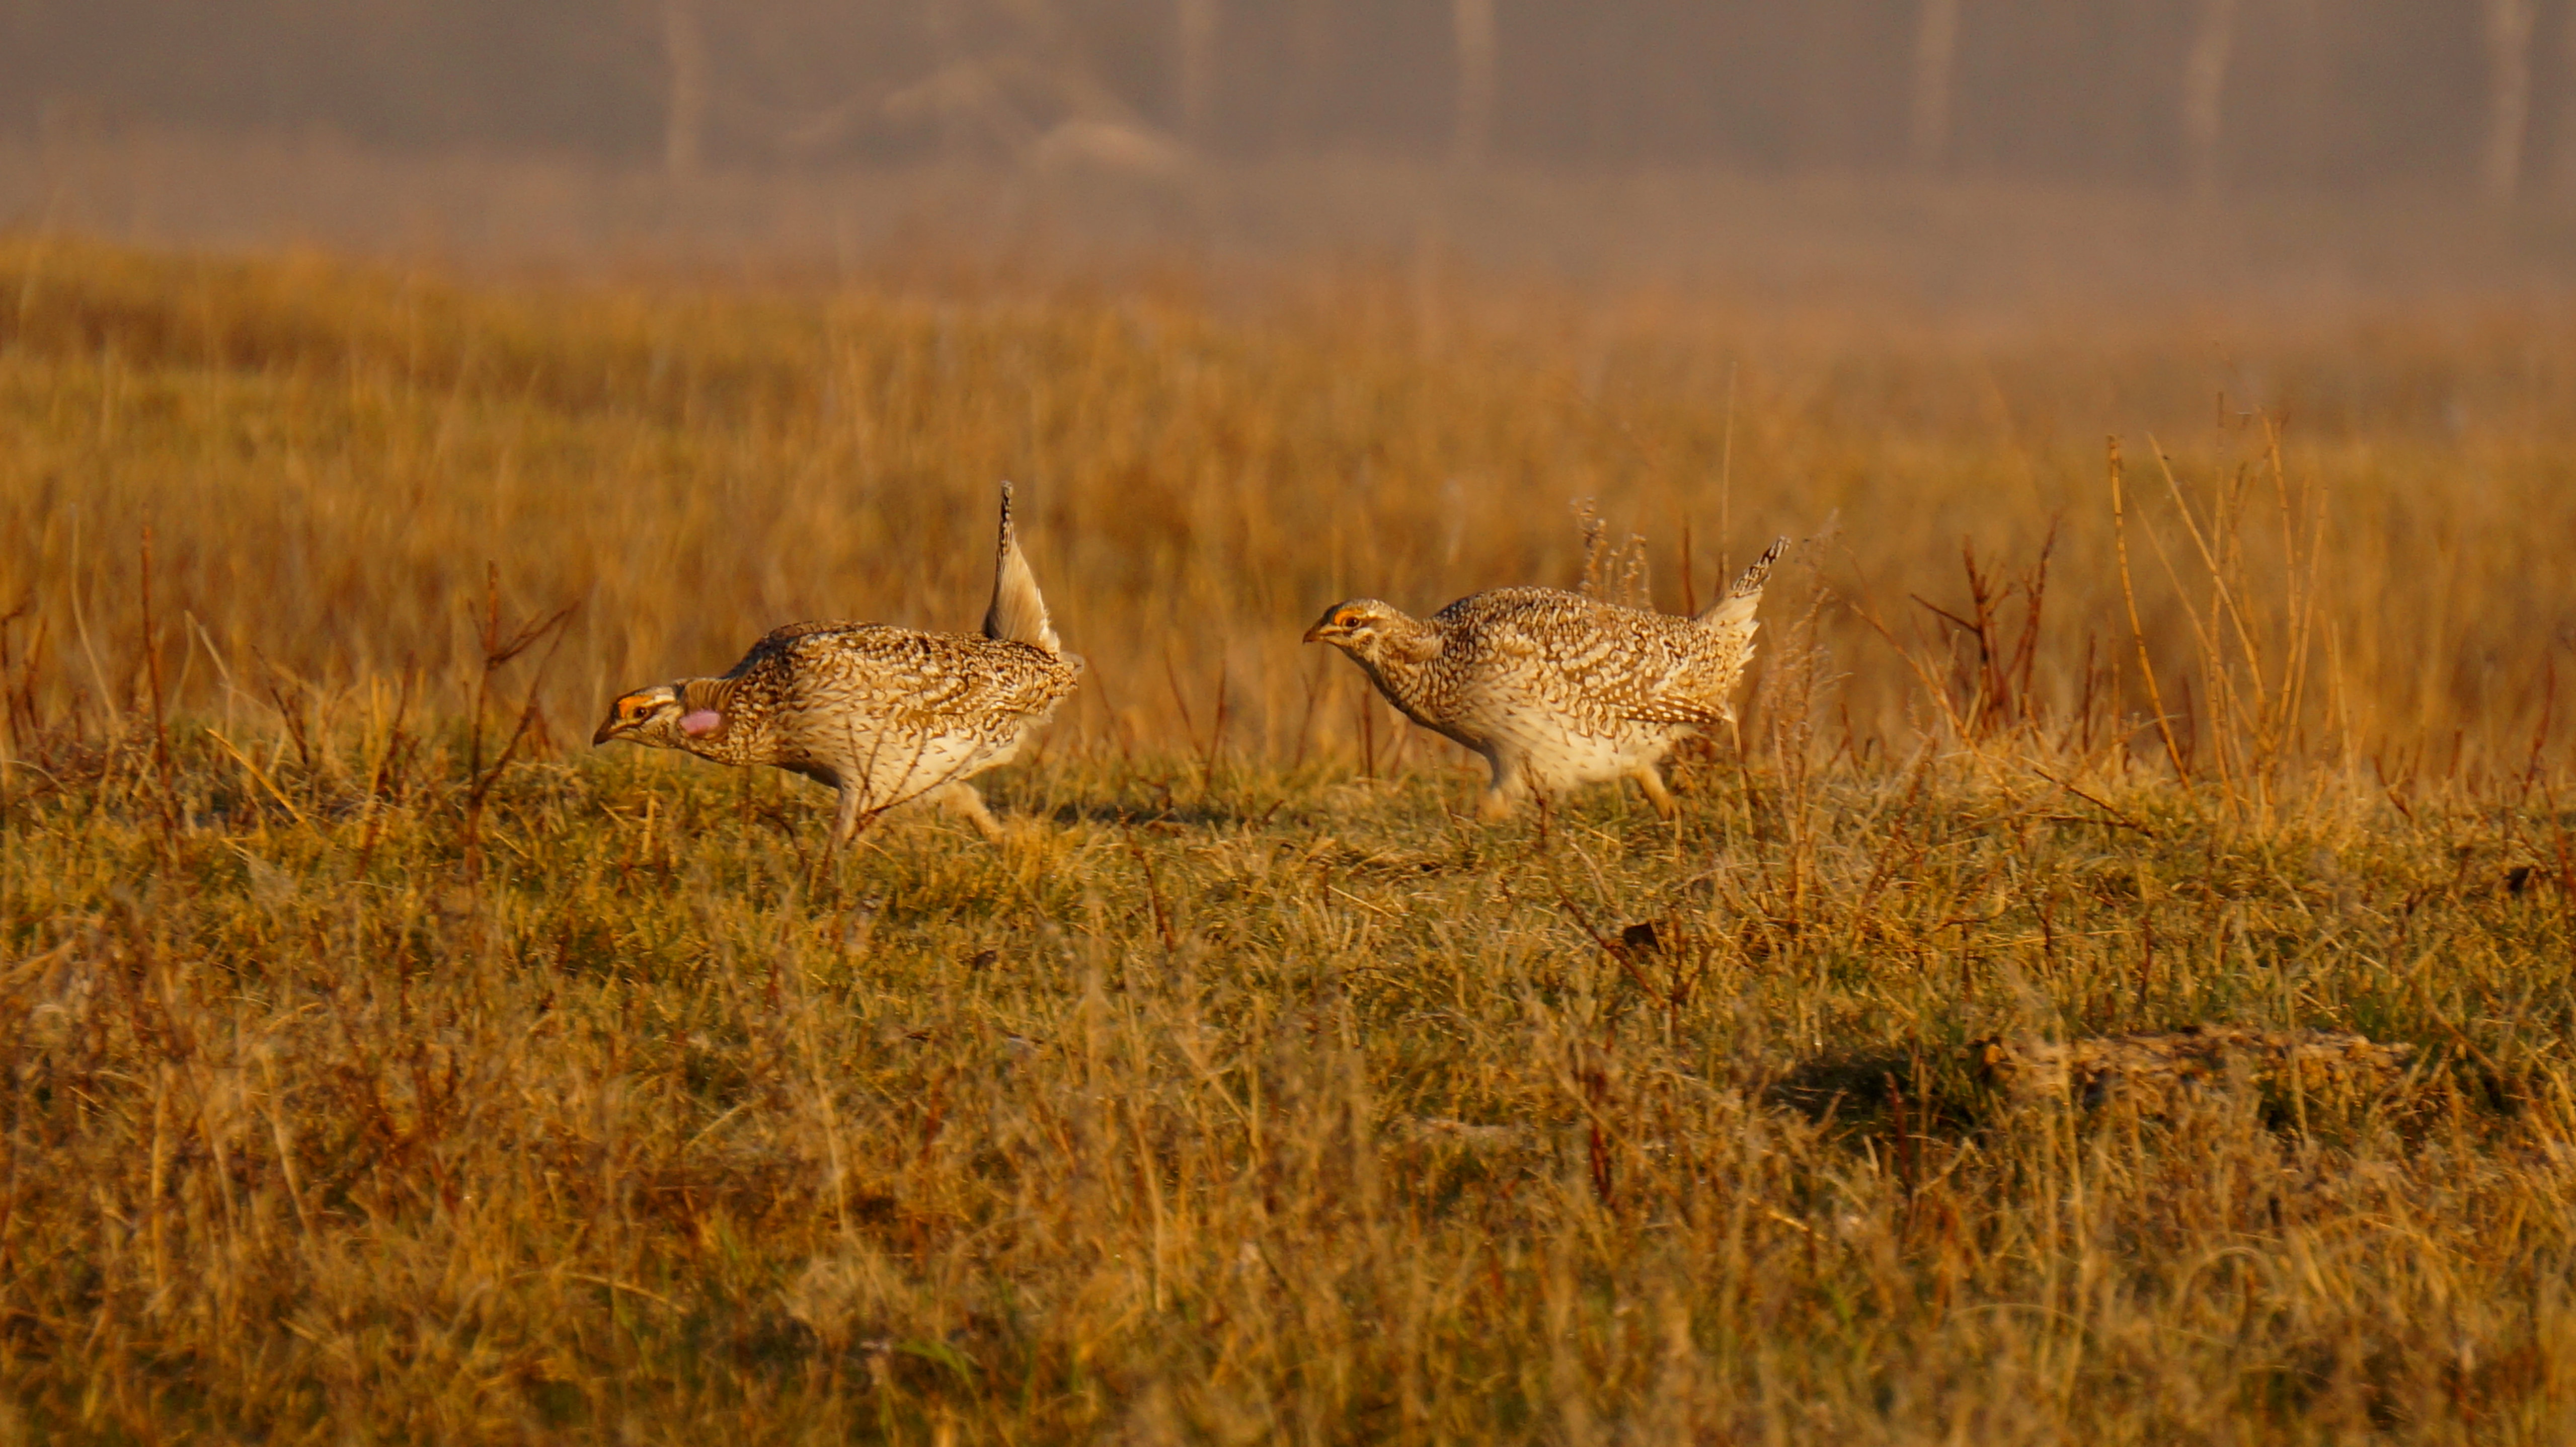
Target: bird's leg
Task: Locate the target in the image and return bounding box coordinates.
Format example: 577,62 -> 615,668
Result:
935,783 -> 1007,843
1631,764 -> 1678,821
1477,752 -> 1528,821
832,787 -> 872,843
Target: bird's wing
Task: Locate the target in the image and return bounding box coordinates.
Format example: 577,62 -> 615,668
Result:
778,626 -> 1077,727
723,620 -> 866,680
1450,592 -> 1735,729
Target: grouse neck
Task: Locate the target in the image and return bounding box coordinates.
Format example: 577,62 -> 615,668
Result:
1352,614 -> 1449,727
1380,611 -> 1444,664
675,678 -> 766,767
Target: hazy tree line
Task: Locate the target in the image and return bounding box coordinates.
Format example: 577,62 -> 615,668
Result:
7,0 -> 2574,199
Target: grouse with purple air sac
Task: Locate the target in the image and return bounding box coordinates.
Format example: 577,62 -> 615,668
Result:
594,482 -> 1081,841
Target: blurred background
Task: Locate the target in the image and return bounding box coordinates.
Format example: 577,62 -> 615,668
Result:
3,0 -> 2573,305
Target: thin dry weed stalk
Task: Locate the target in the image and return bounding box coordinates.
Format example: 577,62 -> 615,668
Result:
460,563 -> 578,883
2113,434 -> 2193,788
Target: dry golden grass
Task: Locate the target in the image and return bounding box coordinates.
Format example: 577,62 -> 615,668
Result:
6,235 -> 2574,773
6,238 -> 2576,1441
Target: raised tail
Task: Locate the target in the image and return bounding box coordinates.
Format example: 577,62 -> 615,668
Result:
1696,535 -> 1787,630
982,480 -> 1064,654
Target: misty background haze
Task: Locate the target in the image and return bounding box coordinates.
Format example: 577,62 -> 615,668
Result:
2,1 -> 2572,302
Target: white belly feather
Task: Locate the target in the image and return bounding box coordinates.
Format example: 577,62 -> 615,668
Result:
1478,703 -> 1685,792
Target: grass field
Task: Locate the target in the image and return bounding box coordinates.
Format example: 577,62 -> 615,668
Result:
7,238 -> 2576,1441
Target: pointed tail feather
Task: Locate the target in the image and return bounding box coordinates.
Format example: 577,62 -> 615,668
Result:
983,480 -> 1063,654
1697,535 -> 1787,629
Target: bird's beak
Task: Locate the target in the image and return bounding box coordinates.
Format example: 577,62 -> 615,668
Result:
591,717 -> 622,746
1302,622 -> 1331,644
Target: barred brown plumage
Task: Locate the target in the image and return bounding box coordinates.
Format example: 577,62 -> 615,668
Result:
1305,536 -> 1785,819
593,482 -> 1080,841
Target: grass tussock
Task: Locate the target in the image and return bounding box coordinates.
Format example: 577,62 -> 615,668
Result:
6,239 -> 2576,1440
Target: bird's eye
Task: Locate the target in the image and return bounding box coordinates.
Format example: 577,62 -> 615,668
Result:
1337,610 -> 1361,629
